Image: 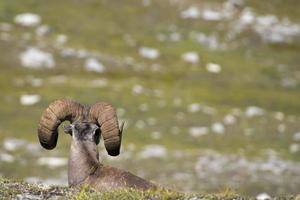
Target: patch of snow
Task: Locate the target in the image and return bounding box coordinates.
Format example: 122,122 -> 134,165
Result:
20,47 -> 55,69
14,13 -> 41,27
139,47 -> 160,59
206,63 -> 221,73
37,157 -> 68,168
181,7 -> 200,19
182,52 -> 199,64
139,145 -> 167,159
256,193 -> 271,200
20,94 -> 41,106
189,127 -> 209,137
245,106 -> 265,118
211,122 -> 225,134
84,58 -> 105,73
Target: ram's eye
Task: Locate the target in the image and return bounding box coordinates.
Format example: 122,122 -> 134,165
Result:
94,128 -> 100,145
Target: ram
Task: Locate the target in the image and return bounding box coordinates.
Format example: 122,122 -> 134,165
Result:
37,99 -> 156,191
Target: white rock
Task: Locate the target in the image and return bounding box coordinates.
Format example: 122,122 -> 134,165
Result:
277,124 -> 286,133
14,13 -> 41,27
84,58 -> 105,73
240,8 -> 255,25
206,63 -> 221,73
132,84 -> 144,95
170,32 -> 181,41
182,52 -> 199,64
36,24 -> 50,36
293,132 -> 300,141
202,9 -> 223,21
20,94 -> 41,106
274,112 -> 285,121
245,106 -> 265,117
37,157 -> 68,168
223,114 -> 236,125
256,193 -> 271,200
193,32 -> 219,50
189,127 -> 209,137
56,34 -> 68,45
211,122 -> 225,134
3,138 -> 26,151
135,120 -> 146,129
181,7 -> 200,19
188,103 -> 201,113
20,47 -> 55,69
0,153 -> 15,163
139,145 -> 167,159
30,78 -> 43,87
139,47 -> 160,59
289,144 -> 300,153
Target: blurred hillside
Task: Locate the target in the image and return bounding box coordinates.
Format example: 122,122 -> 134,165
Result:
0,0 -> 300,197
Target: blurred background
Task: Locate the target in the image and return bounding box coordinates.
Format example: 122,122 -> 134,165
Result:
0,0 -> 299,196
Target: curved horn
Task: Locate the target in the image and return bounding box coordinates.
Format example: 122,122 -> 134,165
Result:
38,99 -> 83,150
89,102 -> 122,156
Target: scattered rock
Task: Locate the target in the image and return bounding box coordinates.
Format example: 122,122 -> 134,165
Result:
20,47 -> 55,69
245,106 -> 265,118
180,7 -> 200,19
20,94 -> 41,106
84,58 -> 105,73
256,193 -> 271,200
206,63 -> 221,73
182,52 -> 199,64
37,157 -> 68,168
14,13 -> 41,27
139,145 -> 167,159
211,122 -> 225,134
189,127 -> 209,137
139,47 -> 160,59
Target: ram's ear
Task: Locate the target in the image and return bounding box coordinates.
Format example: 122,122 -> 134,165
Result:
63,124 -> 73,135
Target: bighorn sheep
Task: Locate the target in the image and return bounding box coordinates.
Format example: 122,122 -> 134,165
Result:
37,99 -> 156,191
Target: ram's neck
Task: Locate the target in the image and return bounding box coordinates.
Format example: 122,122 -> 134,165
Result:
68,141 -> 101,186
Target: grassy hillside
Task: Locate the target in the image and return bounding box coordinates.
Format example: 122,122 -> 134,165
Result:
0,0 -> 299,196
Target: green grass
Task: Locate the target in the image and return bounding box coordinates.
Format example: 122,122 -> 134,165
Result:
0,0 -> 299,196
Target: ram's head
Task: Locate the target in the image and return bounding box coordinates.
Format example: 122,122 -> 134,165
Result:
37,99 -> 124,156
